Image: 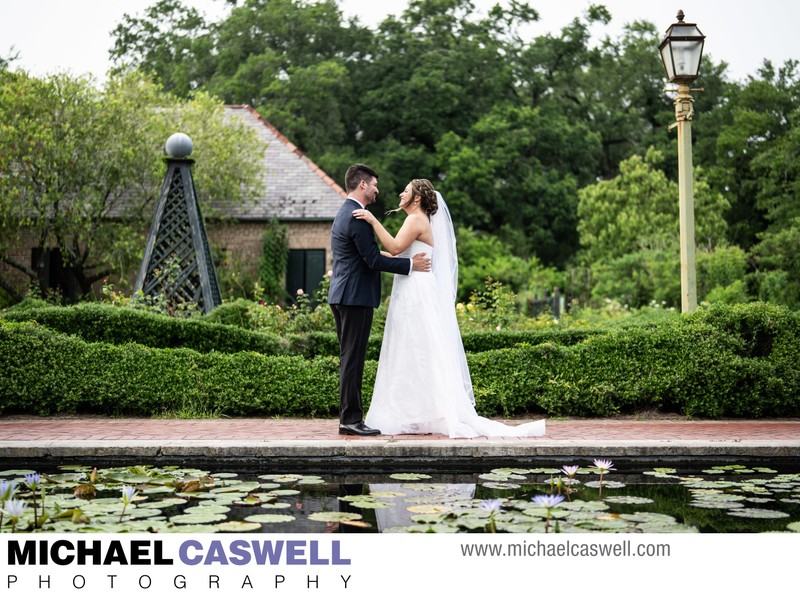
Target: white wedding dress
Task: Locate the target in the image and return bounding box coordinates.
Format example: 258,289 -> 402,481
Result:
364,195 -> 546,438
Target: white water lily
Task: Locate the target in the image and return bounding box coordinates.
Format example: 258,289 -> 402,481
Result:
121,485 -> 137,505
3,499 -> 27,519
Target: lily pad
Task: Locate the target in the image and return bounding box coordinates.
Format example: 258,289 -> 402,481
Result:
481,482 -> 522,490
185,504 -> 230,515
216,521 -> 261,532
407,504 -> 452,514
0,469 -> 37,476
480,472 -> 527,481
618,512 -> 676,524
171,513 -> 227,524
210,482 -> 261,494
583,480 -> 626,489
728,509 -> 790,519
368,491 -> 407,499
308,512 -> 362,523
259,502 -> 292,510
270,489 -> 301,496
243,514 -> 296,524
258,474 -> 304,483
492,467 -> 531,475
162,524 -> 218,533
690,500 -> 745,510
139,498 -> 187,509
604,496 -> 654,505
389,473 -> 431,481
350,499 -> 394,509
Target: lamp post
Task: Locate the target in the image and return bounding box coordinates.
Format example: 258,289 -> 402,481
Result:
659,10 -> 705,313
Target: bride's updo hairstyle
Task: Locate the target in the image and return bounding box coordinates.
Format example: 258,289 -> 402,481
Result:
409,178 -> 439,217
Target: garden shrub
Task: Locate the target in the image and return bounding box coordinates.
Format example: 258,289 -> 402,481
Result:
1,303 -> 287,356
203,298 -> 253,329
468,306 -> 799,419
0,320 -> 342,417
2,302 -> 605,359
1,302 -> 797,419
460,329 -> 605,352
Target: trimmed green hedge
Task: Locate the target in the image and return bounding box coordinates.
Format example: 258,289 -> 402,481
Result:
0,320 -> 345,417
1,302 -> 605,358
469,302 -> 799,418
1,303 -> 287,356
1,302 -> 797,418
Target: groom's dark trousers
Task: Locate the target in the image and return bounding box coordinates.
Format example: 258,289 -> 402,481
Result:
328,198 -> 411,425
330,304 -> 373,425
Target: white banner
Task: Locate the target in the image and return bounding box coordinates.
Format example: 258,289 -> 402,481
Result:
0,532 -> 795,593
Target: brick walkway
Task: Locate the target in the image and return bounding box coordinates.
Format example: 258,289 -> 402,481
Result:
1,415 -> 798,442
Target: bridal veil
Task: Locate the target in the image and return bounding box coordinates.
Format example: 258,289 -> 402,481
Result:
430,191 -> 475,405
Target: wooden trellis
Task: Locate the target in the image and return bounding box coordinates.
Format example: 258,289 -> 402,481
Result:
133,156 -> 221,314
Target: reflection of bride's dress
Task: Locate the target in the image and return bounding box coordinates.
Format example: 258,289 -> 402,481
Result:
369,483 -> 475,531
365,239 -> 546,438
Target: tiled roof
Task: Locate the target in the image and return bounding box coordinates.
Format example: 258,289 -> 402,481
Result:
221,105 -> 347,221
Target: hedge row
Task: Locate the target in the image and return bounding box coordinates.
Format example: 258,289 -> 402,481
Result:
470,302 -> 800,418
0,320 -> 345,417
1,303 -> 287,356
2,302 -> 797,418
1,302 -> 604,358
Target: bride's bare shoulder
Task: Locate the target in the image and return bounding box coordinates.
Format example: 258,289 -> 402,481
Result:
406,212 -> 431,228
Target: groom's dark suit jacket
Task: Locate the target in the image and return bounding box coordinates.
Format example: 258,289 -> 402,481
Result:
328,198 -> 410,308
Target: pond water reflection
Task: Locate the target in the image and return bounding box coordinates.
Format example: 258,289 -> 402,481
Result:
1,462 -> 799,534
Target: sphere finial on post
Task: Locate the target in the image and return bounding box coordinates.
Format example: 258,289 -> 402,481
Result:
165,133 -> 193,158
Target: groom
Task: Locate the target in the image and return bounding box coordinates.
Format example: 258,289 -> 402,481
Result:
329,163 -> 431,436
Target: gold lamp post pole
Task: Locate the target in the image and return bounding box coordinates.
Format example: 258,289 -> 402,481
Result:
659,10 -> 705,313
674,82 -> 697,312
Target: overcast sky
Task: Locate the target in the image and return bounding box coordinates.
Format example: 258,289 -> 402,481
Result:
1,0 -> 798,84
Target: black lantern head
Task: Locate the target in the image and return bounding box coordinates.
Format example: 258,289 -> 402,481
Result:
659,10 -> 705,84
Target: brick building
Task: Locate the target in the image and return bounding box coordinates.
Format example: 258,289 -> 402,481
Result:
210,105 -> 346,297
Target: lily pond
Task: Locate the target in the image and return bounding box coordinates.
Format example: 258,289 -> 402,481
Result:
2,462 -> 800,534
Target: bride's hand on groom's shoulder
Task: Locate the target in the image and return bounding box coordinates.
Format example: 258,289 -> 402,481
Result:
352,209 -> 377,225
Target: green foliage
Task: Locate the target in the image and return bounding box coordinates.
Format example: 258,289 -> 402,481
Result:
0,303 -> 286,356
203,298 -> 253,329
214,245 -> 259,301
2,303 -> 796,419
109,0 -> 217,97
0,319 -> 342,417
588,250 -> 681,309
258,219 -> 289,303
701,61 -> 800,249
578,149 -> 732,307
0,69 -> 265,301
437,103 -> 601,266
750,218 -> 800,308
103,269 -> 211,320
697,245 -> 750,304
470,303 -> 799,418
455,227 -> 564,304
104,1 -> 800,310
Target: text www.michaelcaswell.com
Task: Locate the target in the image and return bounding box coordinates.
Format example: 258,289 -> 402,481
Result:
461,540 -> 671,558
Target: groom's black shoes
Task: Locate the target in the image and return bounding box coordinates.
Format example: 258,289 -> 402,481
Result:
339,422 -> 381,436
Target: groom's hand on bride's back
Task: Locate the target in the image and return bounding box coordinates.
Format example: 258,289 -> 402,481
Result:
412,252 -> 431,272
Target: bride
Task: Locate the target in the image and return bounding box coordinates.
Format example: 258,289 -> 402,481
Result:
353,179 -> 545,438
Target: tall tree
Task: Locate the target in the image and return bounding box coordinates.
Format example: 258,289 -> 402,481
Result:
700,61 -> 800,248
0,71 -> 265,301
577,148 -> 730,307
437,102 -> 601,266
109,0 -> 218,97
